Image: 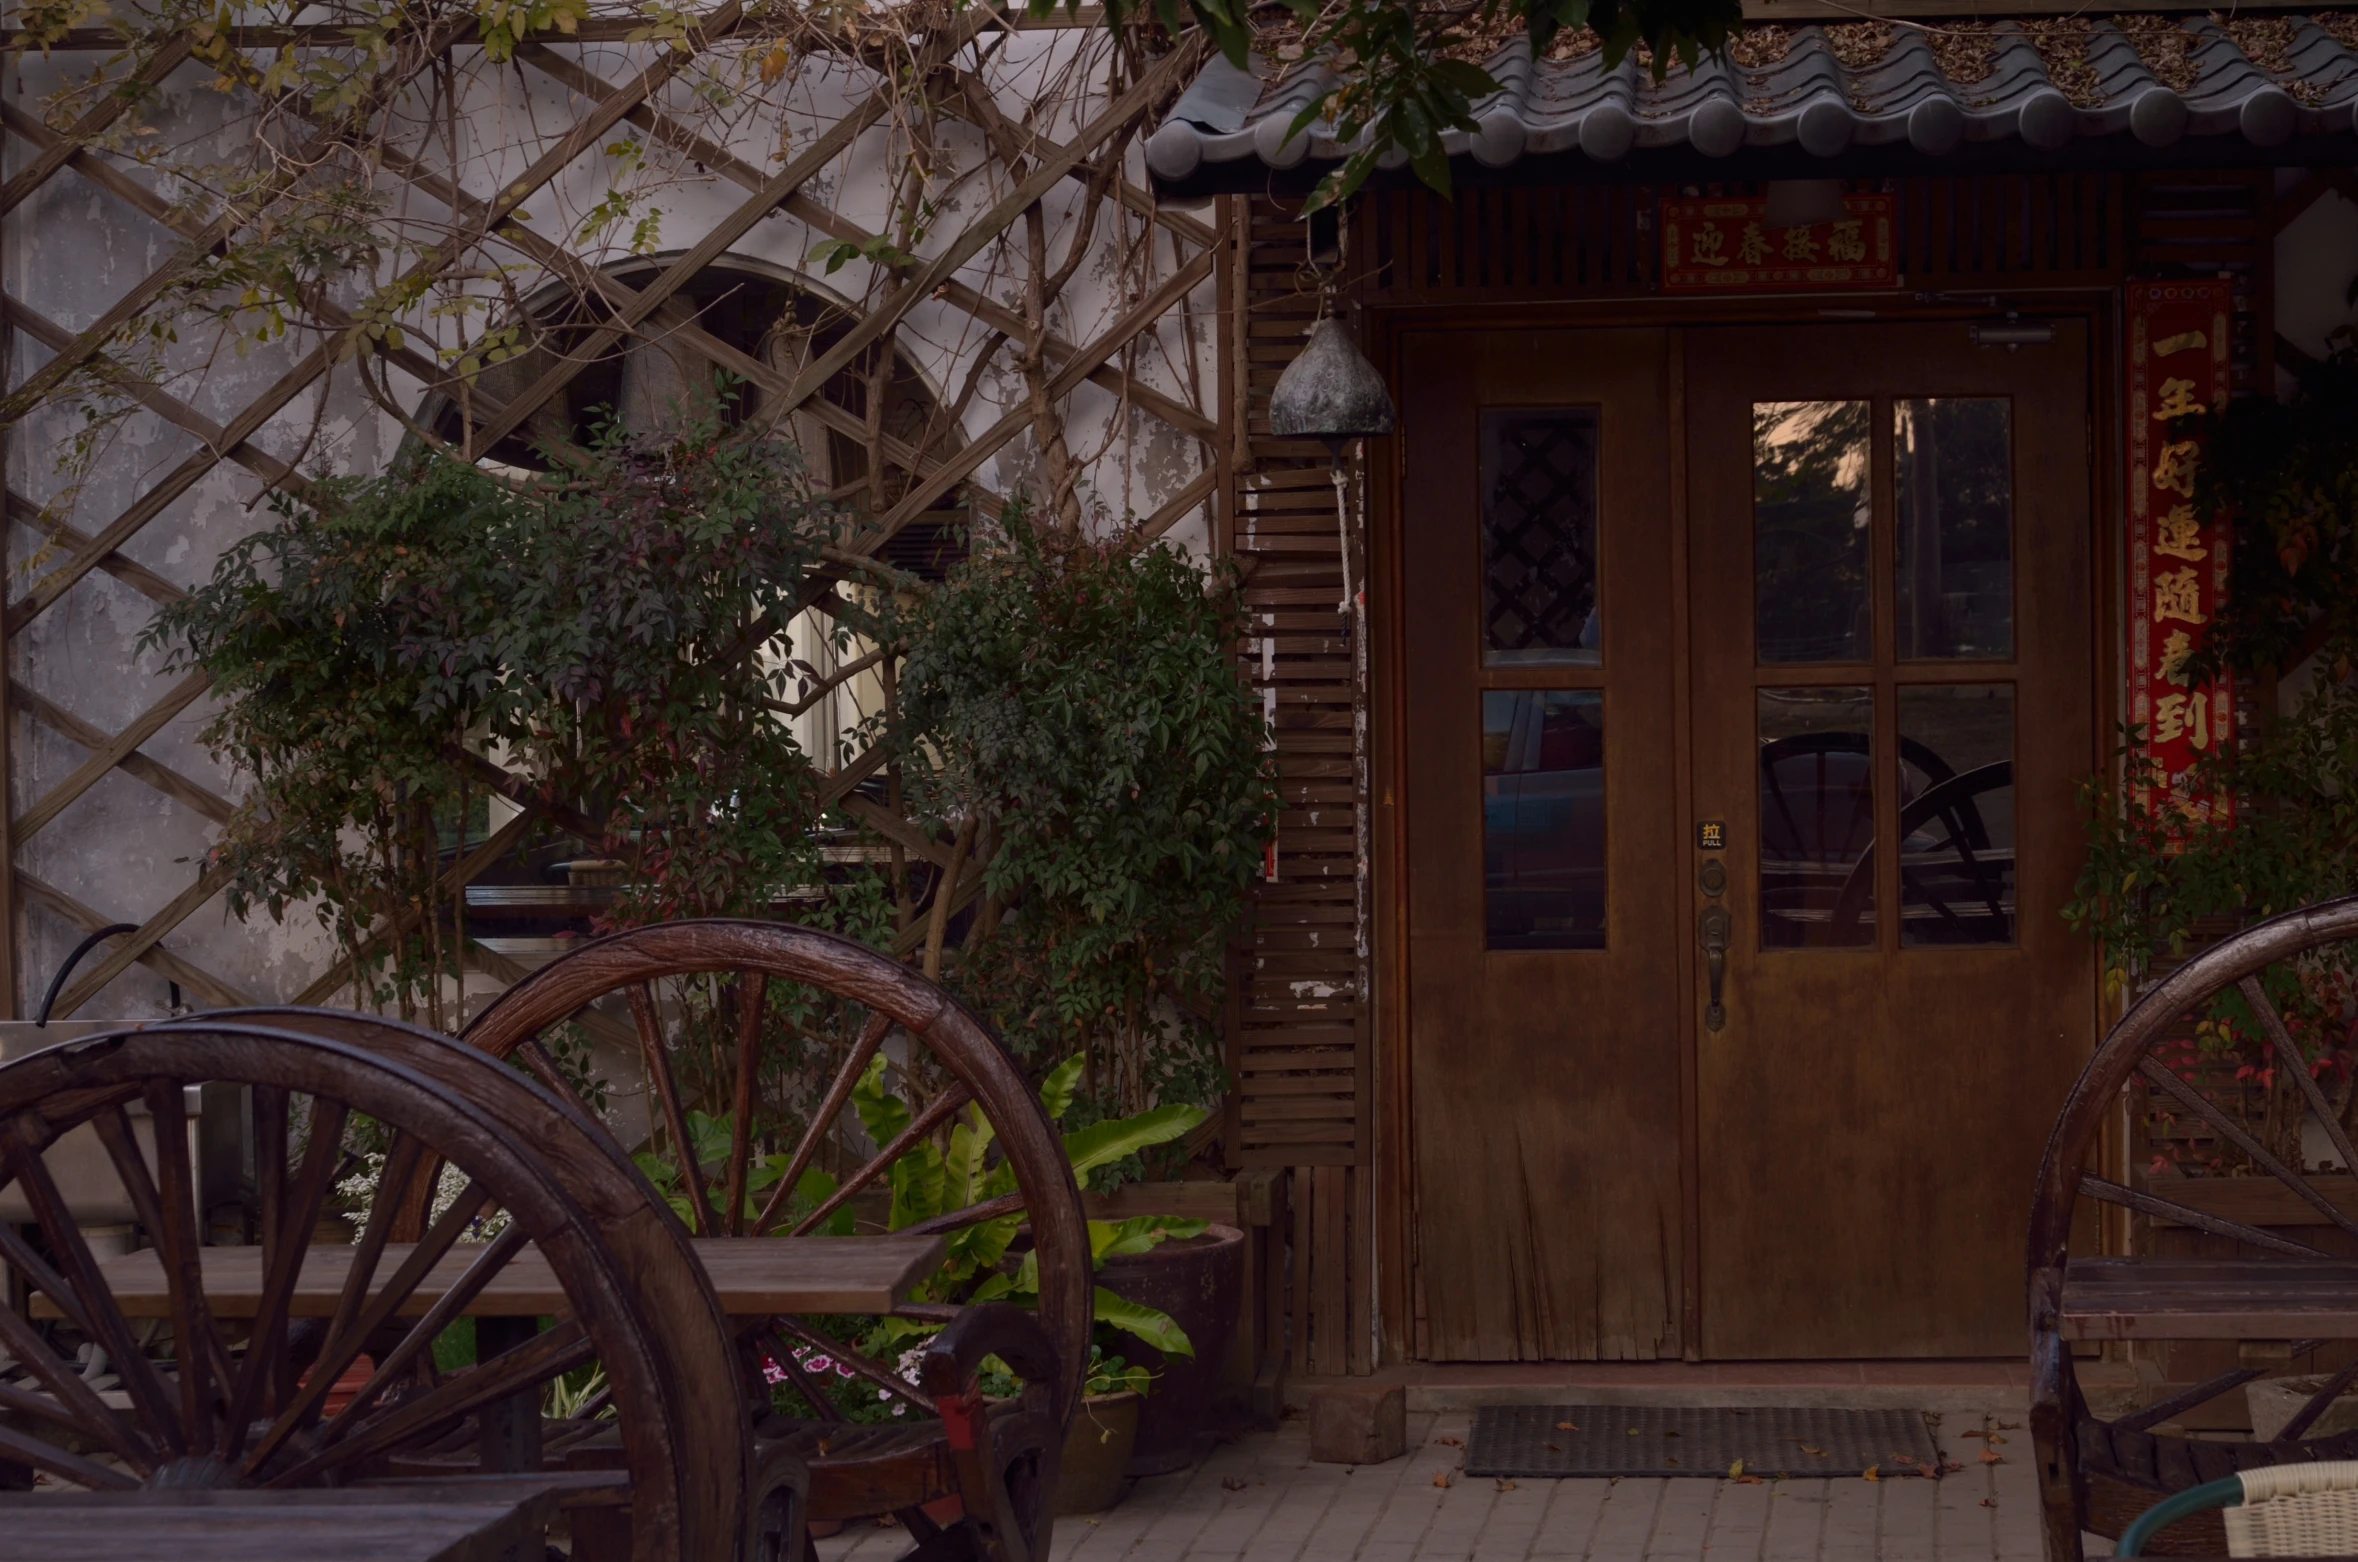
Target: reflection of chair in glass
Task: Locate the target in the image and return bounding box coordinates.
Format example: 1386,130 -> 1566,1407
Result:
1828,762 -> 2013,945
1485,692 -> 1606,948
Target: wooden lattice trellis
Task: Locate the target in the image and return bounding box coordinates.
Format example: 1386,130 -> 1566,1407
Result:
0,4 -> 1229,1029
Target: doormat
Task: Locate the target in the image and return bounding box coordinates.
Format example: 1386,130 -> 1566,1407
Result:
1464,1405 -> 1942,1480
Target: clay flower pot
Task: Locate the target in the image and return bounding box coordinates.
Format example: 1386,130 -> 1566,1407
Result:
1056,1391 -> 1143,1514
1093,1223 -> 1246,1476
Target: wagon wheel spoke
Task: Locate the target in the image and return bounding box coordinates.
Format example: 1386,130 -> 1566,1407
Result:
788,1081 -> 974,1239
318,1131 -> 431,1364
120,1085 -> 230,1448
266,1319 -> 594,1487
2079,1173 -> 2325,1257
2239,974 -> 2358,1179
629,980 -> 712,1236
0,1108 -> 186,1453
245,1166 -> 497,1474
2137,1056 -> 2358,1239
0,1242 -> 157,1471
723,971 -> 768,1235
323,1216 -> 531,1436
904,1190 -> 1027,1236
0,1418 -> 138,1489
222,1093 -> 348,1454
769,1314 -> 934,1417
750,1010 -> 891,1236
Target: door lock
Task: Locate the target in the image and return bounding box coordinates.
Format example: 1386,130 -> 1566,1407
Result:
1699,904 -> 1731,1032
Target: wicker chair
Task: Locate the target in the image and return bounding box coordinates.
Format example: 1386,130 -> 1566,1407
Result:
2119,1460 -> 2358,1557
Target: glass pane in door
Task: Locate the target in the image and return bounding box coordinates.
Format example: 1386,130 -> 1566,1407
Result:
1895,398 -> 2014,660
1754,400 -> 1871,664
1481,409 -> 1602,666
1483,690 -> 1606,949
1897,684 -> 2015,946
1758,686 -> 1875,948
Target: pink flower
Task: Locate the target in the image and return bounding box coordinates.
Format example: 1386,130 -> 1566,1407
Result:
804,1356 -> 833,1375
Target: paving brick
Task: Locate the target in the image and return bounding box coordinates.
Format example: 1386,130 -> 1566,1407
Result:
1642,1480 -> 1715,1559
1760,1484 -> 1829,1561
1701,1478 -> 1775,1558
1587,1478 -> 1670,1555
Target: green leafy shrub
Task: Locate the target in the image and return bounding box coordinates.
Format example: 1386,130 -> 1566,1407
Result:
896,504 -> 1275,1124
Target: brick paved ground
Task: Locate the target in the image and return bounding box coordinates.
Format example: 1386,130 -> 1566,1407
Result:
818,1410 -> 2105,1562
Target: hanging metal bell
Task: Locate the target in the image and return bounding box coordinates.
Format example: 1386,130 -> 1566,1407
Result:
1269,315 -> 1396,446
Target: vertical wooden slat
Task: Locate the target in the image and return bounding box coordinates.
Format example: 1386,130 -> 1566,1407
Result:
1290,1162 -> 1312,1375
1313,1163 -> 1346,1375
1345,1166 -> 1372,1375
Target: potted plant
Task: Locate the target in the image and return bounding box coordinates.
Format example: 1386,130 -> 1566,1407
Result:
1055,1349 -> 1152,1514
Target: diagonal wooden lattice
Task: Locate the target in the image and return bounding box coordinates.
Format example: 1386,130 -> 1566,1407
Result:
0,10 -> 1221,1020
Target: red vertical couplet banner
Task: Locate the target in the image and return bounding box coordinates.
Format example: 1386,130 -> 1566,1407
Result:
2125,279 -> 2235,830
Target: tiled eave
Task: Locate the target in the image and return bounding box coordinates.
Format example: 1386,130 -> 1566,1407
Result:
1145,16 -> 2358,196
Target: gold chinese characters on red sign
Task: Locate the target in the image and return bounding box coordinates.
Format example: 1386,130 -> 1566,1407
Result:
1660,195 -> 1895,292
2126,278 -> 2234,829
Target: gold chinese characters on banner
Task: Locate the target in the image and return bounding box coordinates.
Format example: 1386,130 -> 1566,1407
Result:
2126,278 -> 2234,829
1660,195 -> 1895,292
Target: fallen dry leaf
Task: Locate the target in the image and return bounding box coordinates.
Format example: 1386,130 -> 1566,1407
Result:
1555,1421 -> 1578,1432
1980,1449 -> 2004,1466
1994,1421 -> 2022,1431
1433,1472 -> 1452,1489
1733,1475 -> 1766,1486
1801,1445 -> 1826,1457
1891,1454 -> 1919,1467
1545,1443 -> 1563,1453
1863,1464 -> 1881,1483
1665,1457 -> 1681,1467
1729,1459 -> 1745,1478
1496,1480 -> 1516,1492
1941,1461 -> 1965,1475
1221,1477 -> 1247,1492
1435,1436 -> 1463,1448
1981,1498 -> 1998,1509
1986,1433 -> 2007,1446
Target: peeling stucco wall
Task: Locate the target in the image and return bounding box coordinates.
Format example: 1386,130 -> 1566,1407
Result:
2,30 -> 1219,1019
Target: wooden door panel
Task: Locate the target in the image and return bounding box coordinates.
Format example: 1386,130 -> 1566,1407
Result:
1402,328 -> 1683,1362
1685,323 -> 2098,1358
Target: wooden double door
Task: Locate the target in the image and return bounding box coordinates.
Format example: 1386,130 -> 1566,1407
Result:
1399,321 -> 2098,1360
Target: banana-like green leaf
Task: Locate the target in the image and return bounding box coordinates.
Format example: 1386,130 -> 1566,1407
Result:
1094,1287 -> 1195,1359
888,1141 -> 946,1232
1090,1216 -> 1209,1261
1039,1055 -> 1085,1124
852,1053 -> 909,1148
1064,1103 -> 1205,1178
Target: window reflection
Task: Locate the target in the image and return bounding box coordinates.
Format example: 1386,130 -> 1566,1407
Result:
1482,410 -> 1603,667
1755,400 -> 1871,664
1897,685 -> 2015,946
1758,686 -> 1875,948
1483,690 -> 1606,950
1896,399 -> 2014,661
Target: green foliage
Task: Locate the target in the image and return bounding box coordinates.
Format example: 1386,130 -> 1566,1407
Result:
2069,346 -> 2358,991
2183,348 -> 2358,686
897,505 -> 1273,1124
145,400 -> 859,1017
2068,344 -> 2358,1168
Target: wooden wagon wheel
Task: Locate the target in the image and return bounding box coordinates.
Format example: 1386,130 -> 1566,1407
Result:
457,918 -> 1089,1562
2030,895 -> 2358,1560
0,1016 -> 754,1562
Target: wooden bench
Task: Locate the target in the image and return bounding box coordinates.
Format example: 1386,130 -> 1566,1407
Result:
0,1480 -> 569,1562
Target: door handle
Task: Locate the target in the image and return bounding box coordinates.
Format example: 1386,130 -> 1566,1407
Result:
1699,905 -> 1731,1032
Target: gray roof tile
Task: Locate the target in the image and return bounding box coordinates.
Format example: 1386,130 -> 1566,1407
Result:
1144,16 -> 2358,192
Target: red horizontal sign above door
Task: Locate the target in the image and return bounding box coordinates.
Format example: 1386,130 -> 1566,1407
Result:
1660,195 -> 1897,293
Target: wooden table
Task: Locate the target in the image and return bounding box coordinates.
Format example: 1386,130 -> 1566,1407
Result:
40,1232 -> 948,1320
0,1481 -> 566,1562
